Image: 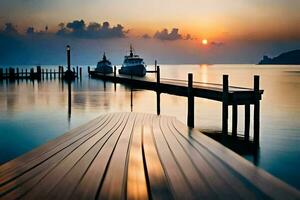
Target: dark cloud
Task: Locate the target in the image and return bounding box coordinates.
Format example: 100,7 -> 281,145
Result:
153,28 -> 193,41
154,28 -> 182,41
211,41 -> 224,46
57,20 -> 127,39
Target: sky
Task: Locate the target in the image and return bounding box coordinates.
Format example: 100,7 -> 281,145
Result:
0,0 -> 300,65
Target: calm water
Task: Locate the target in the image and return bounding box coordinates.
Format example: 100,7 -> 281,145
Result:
0,64 -> 300,190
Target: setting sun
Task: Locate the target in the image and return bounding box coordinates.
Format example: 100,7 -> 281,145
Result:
202,39 -> 208,45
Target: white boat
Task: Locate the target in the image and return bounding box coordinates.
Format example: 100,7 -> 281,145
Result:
95,53 -> 113,74
119,45 -> 147,77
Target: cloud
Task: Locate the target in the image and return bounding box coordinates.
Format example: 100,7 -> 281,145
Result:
154,28 -> 182,41
210,41 -> 225,46
57,20 -> 127,39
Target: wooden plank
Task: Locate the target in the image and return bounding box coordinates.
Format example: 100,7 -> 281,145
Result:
166,117 -> 240,199
44,113 -> 129,199
0,113 -> 120,199
97,113 -> 137,200
151,116 -> 194,200
126,114 -> 149,200
0,114 -> 111,184
142,114 -> 173,200
0,114 -> 107,175
172,118 -> 300,199
160,116 -> 217,199
68,113 -> 135,200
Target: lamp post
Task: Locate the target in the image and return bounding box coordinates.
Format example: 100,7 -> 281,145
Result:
67,45 -> 71,72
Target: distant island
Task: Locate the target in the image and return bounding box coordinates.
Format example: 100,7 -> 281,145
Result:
258,49 -> 300,65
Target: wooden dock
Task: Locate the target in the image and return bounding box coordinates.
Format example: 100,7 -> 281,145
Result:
0,113 -> 299,200
89,67 -> 264,146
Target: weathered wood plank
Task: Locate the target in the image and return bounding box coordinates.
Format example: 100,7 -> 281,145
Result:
1,112 -> 298,200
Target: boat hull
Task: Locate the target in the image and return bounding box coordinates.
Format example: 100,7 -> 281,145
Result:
119,65 -> 146,77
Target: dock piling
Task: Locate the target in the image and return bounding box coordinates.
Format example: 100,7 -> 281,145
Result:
222,75 -> 229,135
232,99 -> 238,138
254,75 -> 260,147
245,104 -> 250,141
0,68 -> 3,79
80,67 -> 82,79
187,73 -> 194,128
156,66 -> 161,115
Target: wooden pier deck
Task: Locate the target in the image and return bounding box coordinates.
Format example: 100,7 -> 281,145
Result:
0,113 -> 299,200
89,68 -> 264,145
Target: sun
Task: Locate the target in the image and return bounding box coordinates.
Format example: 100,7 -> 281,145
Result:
202,39 -> 208,45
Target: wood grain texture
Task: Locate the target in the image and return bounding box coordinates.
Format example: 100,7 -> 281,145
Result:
1,112 -> 299,200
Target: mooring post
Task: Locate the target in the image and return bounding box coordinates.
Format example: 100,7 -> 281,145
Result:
156,66 -> 161,115
254,75 -> 260,147
54,69 -> 56,79
37,66 -> 41,80
245,104 -> 250,141
30,68 -> 34,79
232,94 -> 238,138
222,75 -> 229,135
5,68 -> 8,78
9,68 -> 15,80
88,66 -> 90,77
16,68 -> 19,79
46,69 -> 48,79
50,69 -> 52,79
0,68 -> 3,79
25,69 -> 28,78
58,66 -> 61,78
80,67 -> 82,79
76,66 -> 79,78
187,73 -> 194,128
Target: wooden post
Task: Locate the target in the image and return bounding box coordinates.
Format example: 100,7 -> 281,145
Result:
46,69 -> 48,79
5,68 -> 8,78
156,66 -> 160,115
37,66 -> 41,79
232,97 -> 238,138
50,69 -> 52,79
0,68 -> 3,79
76,66 -> 79,78
80,67 -> 82,79
58,66 -> 61,78
54,69 -> 56,79
254,75 -> 260,147
88,66 -> 90,77
9,68 -> 15,80
30,68 -> 34,79
245,104 -> 250,141
222,75 -> 229,135
16,68 -> 19,79
187,73 -> 194,127
25,69 -> 28,78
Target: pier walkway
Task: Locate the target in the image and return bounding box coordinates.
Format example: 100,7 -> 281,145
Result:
0,113 -> 299,200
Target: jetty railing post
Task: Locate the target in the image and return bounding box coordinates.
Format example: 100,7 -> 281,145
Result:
254,75 -> 260,147
222,75 -> 229,135
46,69 -> 48,79
9,68 -> 15,80
88,66 -> 90,77
232,95 -> 238,138
0,68 -> 3,79
58,66 -> 61,78
187,73 -> 194,128
16,68 -> 19,79
156,66 -> 160,115
76,66 -> 79,78
50,69 -> 52,79
37,66 -> 41,80
130,70 -> 133,111
54,69 -> 56,79
114,66 -> 117,91
80,67 -> 82,79
245,104 -> 250,141
30,68 -> 34,79
25,69 -> 28,79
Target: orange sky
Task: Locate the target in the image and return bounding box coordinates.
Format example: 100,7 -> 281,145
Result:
1,0 -> 300,41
